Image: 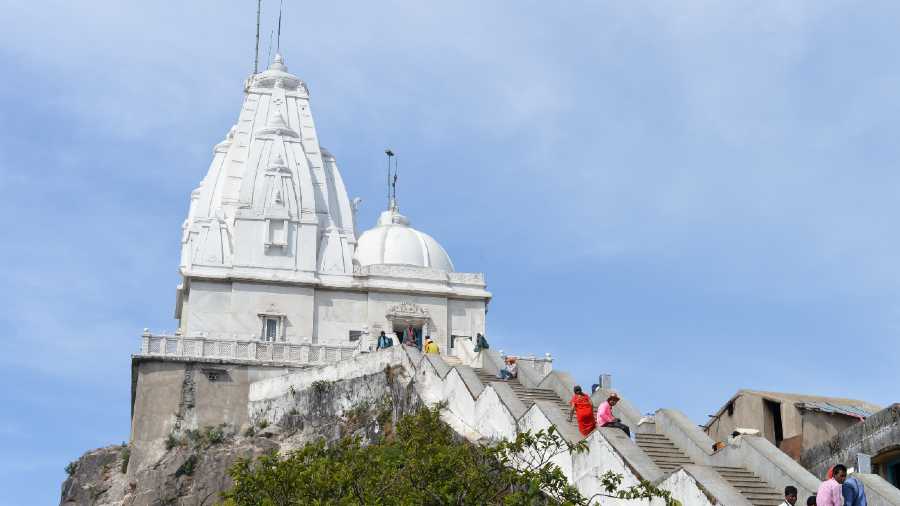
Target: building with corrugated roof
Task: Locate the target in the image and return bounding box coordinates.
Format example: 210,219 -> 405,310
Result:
704,389 -> 880,460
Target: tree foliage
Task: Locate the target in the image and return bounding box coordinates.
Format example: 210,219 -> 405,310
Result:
221,406 -> 679,505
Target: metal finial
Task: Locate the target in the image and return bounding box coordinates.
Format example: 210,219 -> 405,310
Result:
385,149 -> 396,209
253,0 -> 261,74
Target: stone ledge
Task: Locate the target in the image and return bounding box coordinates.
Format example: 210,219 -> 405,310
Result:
132,353 -> 314,369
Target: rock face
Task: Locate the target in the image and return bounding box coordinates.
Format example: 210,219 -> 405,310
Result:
61,365 -> 419,505
61,446 -> 130,506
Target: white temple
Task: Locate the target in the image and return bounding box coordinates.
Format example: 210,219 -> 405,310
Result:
173,54 -> 490,355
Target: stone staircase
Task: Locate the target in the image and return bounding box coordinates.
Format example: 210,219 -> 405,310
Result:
712,466 -> 784,506
635,433 -> 784,506
442,355 -> 463,367
472,368 -> 572,421
634,432 -> 694,474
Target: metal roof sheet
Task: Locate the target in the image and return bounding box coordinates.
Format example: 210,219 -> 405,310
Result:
795,401 -> 873,419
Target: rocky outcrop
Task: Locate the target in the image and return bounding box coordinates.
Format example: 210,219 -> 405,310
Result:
62,363 -> 419,506
61,445 -> 130,506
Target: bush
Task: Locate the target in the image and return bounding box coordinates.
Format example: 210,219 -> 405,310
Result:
65,461 -> 78,476
165,433 -> 180,451
181,425 -> 228,449
222,406 -> 680,505
119,446 -> 131,474
205,425 -> 225,446
310,380 -> 332,395
176,454 -> 197,477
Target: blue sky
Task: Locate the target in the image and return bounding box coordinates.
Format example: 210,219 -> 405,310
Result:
3,1 -> 900,503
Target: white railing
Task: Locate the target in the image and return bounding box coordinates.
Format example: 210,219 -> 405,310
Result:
138,333 -> 358,366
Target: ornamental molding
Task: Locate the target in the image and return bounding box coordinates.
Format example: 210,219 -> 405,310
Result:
364,264 -> 448,281
386,302 -> 430,320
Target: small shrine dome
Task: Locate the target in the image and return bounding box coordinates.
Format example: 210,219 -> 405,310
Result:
355,205 -> 454,272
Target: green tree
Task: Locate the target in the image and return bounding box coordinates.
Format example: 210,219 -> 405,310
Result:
222,406 -> 679,505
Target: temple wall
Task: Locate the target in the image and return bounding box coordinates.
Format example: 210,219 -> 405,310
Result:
182,280 -> 316,342
313,289 -> 367,346
447,298 -> 486,339
180,281 -> 485,352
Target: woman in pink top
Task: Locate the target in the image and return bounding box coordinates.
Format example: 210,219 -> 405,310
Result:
596,393 -> 630,437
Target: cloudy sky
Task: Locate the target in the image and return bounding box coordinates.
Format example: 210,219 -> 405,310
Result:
2,1 -> 900,502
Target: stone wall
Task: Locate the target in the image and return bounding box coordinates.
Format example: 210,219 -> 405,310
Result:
66,353 -> 420,506
128,356 -> 299,479
802,404 -> 900,480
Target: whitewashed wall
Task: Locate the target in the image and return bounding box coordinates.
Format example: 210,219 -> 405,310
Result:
314,290 -> 367,346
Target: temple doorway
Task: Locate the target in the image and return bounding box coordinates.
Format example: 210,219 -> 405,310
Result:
385,302 -> 432,352
393,321 -> 423,349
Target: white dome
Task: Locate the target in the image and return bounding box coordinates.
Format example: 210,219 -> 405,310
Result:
355,207 -> 454,272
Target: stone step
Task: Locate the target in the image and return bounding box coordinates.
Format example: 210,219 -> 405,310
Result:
711,466 -> 783,506
643,452 -> 692,460
634,433 -> 695,474
640,448 -> 685,456
639,444 -> 687,452
635,440 -> 681,448
641,452 -> 692,460
652,459 -> 689,464
474,369 -> 580,434
634,438 -> 783,506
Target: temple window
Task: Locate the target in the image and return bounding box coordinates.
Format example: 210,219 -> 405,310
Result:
258,312 -> 286,342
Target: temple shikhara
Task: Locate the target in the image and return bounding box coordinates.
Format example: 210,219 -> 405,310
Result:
121,54 -> 900,506
174,53 -> 489,355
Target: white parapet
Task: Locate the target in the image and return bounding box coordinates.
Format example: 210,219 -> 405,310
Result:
138,333 -> 358,365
